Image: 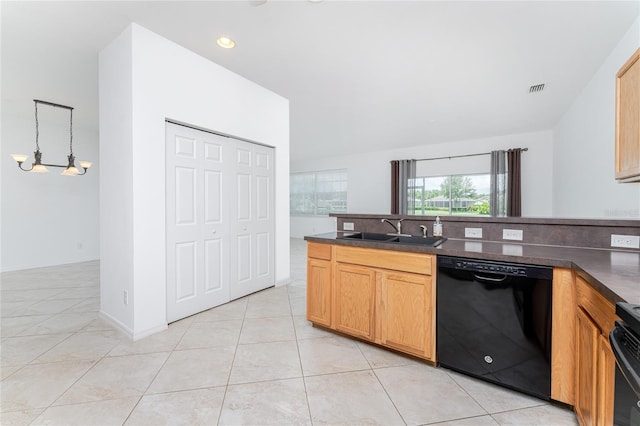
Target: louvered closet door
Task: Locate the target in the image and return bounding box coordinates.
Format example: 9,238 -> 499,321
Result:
230,141 -> 275,299
166,123 -> 231,323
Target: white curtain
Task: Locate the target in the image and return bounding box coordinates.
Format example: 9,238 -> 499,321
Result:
490,150 -> 506,217
398,159 -> 416,215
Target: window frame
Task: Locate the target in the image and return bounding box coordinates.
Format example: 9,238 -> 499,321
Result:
409,172 -> 491,217
290,169 -> 348,216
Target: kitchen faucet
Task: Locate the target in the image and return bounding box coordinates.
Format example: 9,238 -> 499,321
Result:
419,225 -> 428,238
381,218 -> 404,235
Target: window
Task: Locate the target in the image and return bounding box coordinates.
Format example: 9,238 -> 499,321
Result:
290,170 -> 347,215
410,173 -> 491,216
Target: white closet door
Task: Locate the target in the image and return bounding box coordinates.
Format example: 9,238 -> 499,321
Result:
230,141 -> 275,299
166,123 -> 231,323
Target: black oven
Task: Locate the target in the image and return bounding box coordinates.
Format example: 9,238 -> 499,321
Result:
610,303 -> 640,426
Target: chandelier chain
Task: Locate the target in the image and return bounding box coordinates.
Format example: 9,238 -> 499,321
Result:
34,101 -> 40,151
69,108 -> 73,155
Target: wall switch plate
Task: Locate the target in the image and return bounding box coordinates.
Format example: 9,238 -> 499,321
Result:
124,290 -> 129,305
465,228 -> 483,238
503,229 -> 523,241
611,234 -> 640,249
343,222 -> 355,231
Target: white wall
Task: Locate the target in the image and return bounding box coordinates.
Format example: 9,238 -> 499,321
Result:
291,130 -> 553,237
98,26 -> 135,332
1,102 -> 100,271
553,17 -> 640,219
100,24 -> 290,339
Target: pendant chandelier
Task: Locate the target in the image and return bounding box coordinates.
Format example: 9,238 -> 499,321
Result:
10,99 -> 92,176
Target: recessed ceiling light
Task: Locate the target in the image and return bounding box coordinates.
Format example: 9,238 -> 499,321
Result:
216,36 -> 235,49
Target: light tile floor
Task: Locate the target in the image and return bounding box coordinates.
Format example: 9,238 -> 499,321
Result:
1,239 -> 579,425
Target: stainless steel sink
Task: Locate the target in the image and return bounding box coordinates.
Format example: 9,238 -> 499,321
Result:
342,232 -> 446,247
394,235 -> 447,246
342,232 -> 398,242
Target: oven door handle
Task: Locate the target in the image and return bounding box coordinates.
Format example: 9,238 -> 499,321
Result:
609,325 -> 640,399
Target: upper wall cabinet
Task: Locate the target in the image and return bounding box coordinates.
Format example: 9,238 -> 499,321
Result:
615,48 -> 640,182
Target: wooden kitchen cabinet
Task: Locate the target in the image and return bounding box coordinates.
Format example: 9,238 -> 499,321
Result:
306,243 -> 332,327
574,276 -> 617,426
551,268 -> 577,405
378,270 -> 435,359
575,307 -> 599,426
615,48 -> 640,182
306,242 -> 436,361
334,263 -> 376,341
597,334 -> 615,426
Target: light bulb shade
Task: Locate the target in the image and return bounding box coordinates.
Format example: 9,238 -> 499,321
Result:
31,164 -> 49,173
11,154 -> 29,163
62,167 -> 80,176
216,36 -> 235,49
79,161 -> 93,169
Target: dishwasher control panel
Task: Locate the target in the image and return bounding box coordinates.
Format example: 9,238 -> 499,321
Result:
455,260 -> 527,276
438,256 -> 553,280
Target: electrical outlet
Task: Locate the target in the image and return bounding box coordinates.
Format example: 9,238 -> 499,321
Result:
611,234 -> 640,249
343,222 -> 355,231
124,290 -> 129,305
465,228 -> 483,238
503,244 -> 523,256
464,242 -> 483,252
503,229 -> 523,241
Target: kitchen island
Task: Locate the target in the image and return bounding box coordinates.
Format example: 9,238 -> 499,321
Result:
303,231 -> 639,426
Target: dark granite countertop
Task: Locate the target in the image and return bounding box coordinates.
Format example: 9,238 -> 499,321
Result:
304,232 -> 640,305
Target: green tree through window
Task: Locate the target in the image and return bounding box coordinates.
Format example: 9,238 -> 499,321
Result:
410,174 -> 490,216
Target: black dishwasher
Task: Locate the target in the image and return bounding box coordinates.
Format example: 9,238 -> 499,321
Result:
437,256 -> 553,400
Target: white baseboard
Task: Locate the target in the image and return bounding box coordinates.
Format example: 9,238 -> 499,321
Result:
275,277 -> 292,287
132,323 -> 169,341
99,310 -> 134,340
98,311 -> 168,341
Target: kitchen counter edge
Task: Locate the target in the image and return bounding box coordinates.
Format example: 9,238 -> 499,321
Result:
303,232 -> 640,305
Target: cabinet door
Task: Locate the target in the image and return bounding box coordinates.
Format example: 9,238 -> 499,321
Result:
615,48 -> 640,181
576,308 -> 599,426
334,263 -> 376,341
379,271 -> 434,360
307,258 -> 332,327
597,334 -> 615,426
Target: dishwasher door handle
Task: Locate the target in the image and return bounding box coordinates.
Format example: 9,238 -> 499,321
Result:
473,273 -> 508,283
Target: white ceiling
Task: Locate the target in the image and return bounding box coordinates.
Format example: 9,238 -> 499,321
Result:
2,1 -> 639,162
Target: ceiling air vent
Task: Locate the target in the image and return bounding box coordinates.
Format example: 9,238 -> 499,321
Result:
529,84 -> 545,93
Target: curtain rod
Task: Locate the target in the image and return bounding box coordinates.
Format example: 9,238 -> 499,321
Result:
414,147 -> 528,162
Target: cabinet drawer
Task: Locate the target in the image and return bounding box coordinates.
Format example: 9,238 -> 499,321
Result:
335,246 -> 432,275
307,242 -> 332,260
575,276 -> 616,334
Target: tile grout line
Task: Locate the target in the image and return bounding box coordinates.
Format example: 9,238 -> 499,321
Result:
215,293 -> 249,425
288,282 -> 315,426
120,321 -> 192,425
369,366 -> 409,426
30,297 -> 118,422
0,286 -> 101,414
